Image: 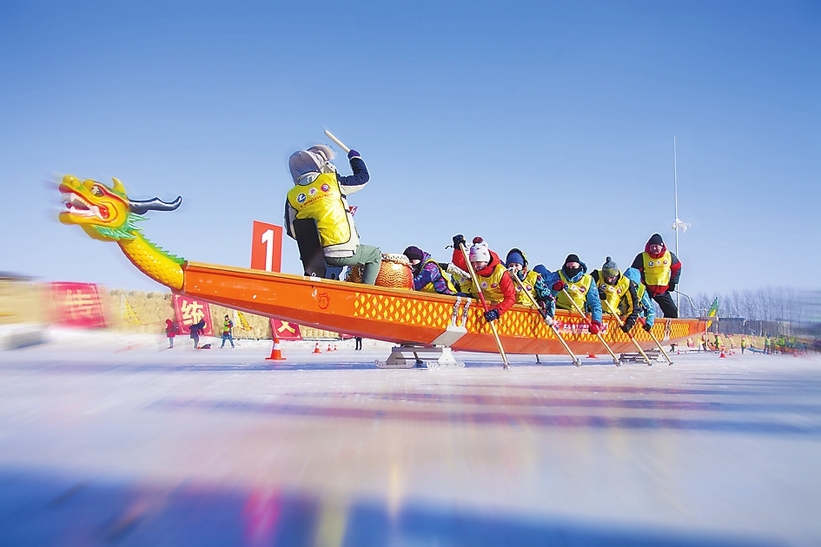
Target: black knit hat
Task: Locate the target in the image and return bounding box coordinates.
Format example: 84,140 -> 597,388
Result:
565,254 -> 581,265
403,246 -> 424,262
648,233 -> 664,246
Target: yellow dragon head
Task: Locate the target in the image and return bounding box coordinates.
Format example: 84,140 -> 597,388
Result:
59,175 -> 181,241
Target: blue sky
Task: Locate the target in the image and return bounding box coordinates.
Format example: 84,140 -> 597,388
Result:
2,1 -> 819,296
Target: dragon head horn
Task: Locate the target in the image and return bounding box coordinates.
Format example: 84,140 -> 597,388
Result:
111,177 -> 126,196
129,196 -> 183,215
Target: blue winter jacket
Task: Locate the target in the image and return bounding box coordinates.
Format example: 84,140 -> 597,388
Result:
623,267 -> 656,327
532,265 -> 555,318
539,261 -> 603,324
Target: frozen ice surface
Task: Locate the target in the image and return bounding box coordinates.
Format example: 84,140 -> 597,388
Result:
0,328 -> 819,546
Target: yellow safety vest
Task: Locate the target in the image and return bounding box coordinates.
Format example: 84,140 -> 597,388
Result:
461,263 -> 508,304
556,271 -> 593,311
514,269 -> 541,307
286,173 -> 358,256
598,274 -> 630,315
642,251 -> 672,286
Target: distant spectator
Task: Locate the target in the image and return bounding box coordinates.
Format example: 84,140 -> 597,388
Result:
355,336 -> 363,351
165,318 -> 178,349
190,319 -> 206,349
220,315 -> 235,349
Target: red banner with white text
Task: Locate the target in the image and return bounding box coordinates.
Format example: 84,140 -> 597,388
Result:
50,282 -> 107,328
270,318 -> 302,340
173,295 -> 213,336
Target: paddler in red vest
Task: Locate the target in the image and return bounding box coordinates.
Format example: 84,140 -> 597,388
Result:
543,254 -> 604,334
451,235 -> 516,323
591,256 -> 641,333
630,233 -> 682,318
285,144 -> 382,284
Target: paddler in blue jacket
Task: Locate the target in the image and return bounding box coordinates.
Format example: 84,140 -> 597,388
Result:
540,254 -> 603,334
284,144 -> 382,284
623,267 -> 656,332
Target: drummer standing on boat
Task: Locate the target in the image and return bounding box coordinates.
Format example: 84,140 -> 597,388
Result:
285,144 -> 382,285
630,233 -> 682,318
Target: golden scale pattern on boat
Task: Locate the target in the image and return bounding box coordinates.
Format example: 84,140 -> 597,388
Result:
351,287 -> 689,345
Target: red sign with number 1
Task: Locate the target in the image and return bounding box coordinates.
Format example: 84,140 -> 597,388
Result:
250,221 -> 283,272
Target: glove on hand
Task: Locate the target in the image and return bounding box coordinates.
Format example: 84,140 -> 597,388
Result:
347,149 -> 360,159
598,288 -> 607,300
484,309 -> 500,323
552,280 -> 566,292
543,314 -> 553,326
452,234 -> 466,248
622,316 -> 636,332
668,283 -> 677,293
643,322 -> 653,332
589,320 -> 602,335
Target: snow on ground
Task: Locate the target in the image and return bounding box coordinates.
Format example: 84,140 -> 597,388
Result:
0,328 -> 819,546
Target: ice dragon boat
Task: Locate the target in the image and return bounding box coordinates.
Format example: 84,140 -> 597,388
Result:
58,174 -> 706,362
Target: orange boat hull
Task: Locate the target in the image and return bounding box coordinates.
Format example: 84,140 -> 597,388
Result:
181,261 -> 706,355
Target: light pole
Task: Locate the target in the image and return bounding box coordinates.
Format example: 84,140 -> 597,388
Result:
671,137 -> 690,313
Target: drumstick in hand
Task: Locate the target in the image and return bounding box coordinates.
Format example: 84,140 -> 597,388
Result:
324,129 -> 351,153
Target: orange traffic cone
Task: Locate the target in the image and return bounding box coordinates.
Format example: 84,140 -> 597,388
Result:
587,352 -> 597,358
719,350 -> 726,358
333,344 -> 338,351
327,344 -> 332,352
313,343 -> 322,354
266,335 -> 286,361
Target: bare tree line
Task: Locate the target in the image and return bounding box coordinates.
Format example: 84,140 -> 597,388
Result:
678,287 -> 821,325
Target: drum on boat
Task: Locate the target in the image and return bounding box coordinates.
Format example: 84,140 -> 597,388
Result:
345,253 -> 413,289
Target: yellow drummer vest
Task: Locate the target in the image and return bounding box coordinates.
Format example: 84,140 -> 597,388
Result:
419,258 -> 459,294
642,251 -> 672,286
463,263 -> 508,304
556,271 -> 593,311
514,269 -> 541,307
598,274 -> 630,315
286,173 -> 359,256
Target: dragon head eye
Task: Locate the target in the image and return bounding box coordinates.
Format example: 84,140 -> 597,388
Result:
91,185 -> 104,197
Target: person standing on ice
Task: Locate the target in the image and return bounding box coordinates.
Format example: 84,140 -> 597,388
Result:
284,144 -> 382,285
220,315 -> 235,349
451,236 -> 516,323
630,233 -> 682,318
505,248 -> 554,321
541,254 -> 603,334
591,257 -> 641,333
403,245 -> 460,295
165,318 -> 178,349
